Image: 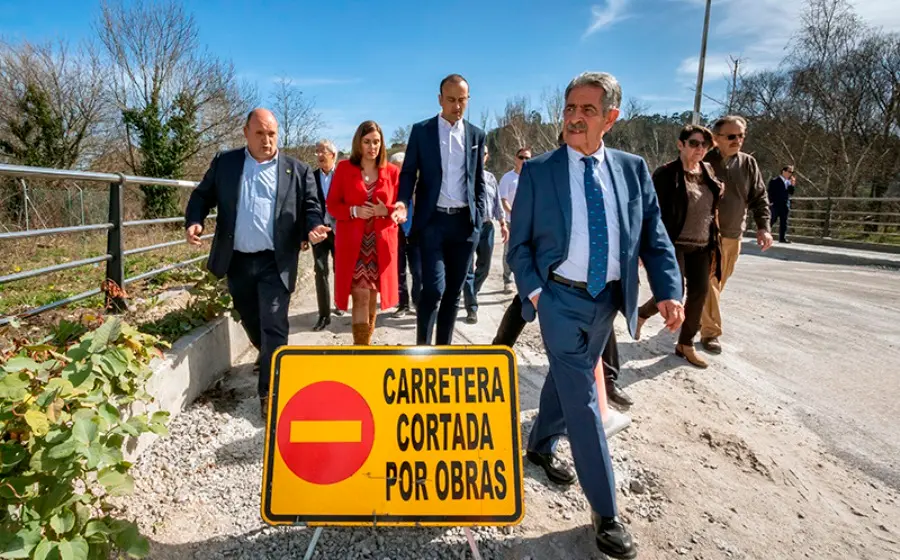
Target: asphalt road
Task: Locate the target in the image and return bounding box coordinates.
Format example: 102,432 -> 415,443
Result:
697,241 -> 900,489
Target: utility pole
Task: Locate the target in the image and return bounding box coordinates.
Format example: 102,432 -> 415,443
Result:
692,0 -> 712,125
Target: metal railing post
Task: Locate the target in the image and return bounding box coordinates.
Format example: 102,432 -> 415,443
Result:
22,180 -> 29,230
105,177 -> 127,311
823,197 -> 833,238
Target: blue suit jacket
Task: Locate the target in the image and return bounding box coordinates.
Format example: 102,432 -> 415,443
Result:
398,116 -> 486,233
506,146 -> 682,337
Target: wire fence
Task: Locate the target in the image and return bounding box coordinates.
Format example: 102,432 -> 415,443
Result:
0,163 -> 213,326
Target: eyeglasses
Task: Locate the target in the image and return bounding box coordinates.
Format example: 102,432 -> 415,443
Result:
686,139 -> 709,149
717,133 -> 745,141
517,155 -> 530,161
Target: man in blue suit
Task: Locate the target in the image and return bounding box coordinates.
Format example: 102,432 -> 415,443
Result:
397,74 -> 486,345
508,72 -> 684,559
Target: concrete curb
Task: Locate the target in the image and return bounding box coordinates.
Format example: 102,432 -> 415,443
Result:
125,313 -> 251,460
740,239 -> 900,270
125,254 -> 314,460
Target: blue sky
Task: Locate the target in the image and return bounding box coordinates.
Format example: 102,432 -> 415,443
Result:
4,0 -> 899,149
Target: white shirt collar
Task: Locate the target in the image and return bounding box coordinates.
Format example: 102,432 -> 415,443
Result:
245,148 -> 278,166
438,114 -> 464,131
567,143 -> 605,167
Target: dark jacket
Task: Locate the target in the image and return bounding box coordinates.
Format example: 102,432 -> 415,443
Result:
398,116 -> 487,233
184,148 -> 324,292
767,176 -> 794,208
651,158 -> 725,279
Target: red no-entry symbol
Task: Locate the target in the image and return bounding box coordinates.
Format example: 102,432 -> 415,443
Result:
276,381 -> 375,485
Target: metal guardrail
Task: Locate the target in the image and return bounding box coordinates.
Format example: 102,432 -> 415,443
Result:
787,197 -> 900,244
0,163 -> 214,326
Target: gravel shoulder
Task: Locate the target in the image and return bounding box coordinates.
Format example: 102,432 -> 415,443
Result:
120,241 -> 900,559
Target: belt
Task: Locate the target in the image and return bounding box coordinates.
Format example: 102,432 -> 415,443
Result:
551,273 -> 622,295
551,273 -> 588,290
436,206 -> 468,215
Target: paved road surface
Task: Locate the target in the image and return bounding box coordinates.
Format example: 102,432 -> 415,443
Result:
701,240 -> 900,489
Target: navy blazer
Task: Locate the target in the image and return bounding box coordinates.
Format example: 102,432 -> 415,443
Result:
506,146 -> 682,337
184,148 -> 323,292
398,116 -> 486,233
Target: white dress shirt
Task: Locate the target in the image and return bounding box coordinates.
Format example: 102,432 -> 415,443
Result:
234,149 -> 278,253
554,144 -> 621,284
530,144 -> 621,300
498,169 -> 519,220
436,114 -> 468,208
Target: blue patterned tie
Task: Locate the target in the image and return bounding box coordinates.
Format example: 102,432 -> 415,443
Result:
583,156 -> 609,297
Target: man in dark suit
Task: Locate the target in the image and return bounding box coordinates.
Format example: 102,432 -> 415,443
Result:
396,74 -> 486,345
768,165 -> 795,243
311,139 -> 340,331
185,108 -> 330,417
508,72 -> 683,559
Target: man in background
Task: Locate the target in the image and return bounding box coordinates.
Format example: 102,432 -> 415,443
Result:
498,147 -> 532,293
701,115 -> 773,354
768,165 -> 796,243
463,144 -> 508,324
311,139 -> 340,331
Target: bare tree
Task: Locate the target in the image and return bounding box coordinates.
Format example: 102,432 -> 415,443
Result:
389,124 -> 412,147
0,40 -> 110,169
270,77 -> 322,152
97,0 -> 253,175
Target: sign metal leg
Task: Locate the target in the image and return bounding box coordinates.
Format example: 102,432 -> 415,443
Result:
464,527 -> 483,560
303,526 -> 324,560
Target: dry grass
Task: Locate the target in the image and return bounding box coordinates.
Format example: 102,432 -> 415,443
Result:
0,223 -> 214,317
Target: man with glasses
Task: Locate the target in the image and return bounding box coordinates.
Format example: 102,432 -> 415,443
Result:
701,115 -> 772,354
499,147 -> 532,293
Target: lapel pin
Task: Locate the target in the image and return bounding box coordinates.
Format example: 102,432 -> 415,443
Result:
286,168 -> 291,174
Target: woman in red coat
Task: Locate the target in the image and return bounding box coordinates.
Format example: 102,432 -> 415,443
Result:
326,120 -> 405,344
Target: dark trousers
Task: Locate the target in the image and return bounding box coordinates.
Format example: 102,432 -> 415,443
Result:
528,280 -> 622,517
463,221 -> 495,313
226,251 -> 290,398
312,231 -> 335,319
397,229 -> 422,309
416,210 -> 477,345
771,204 -> 789,241
638,244 -> 711,346
493,295 -> 619,381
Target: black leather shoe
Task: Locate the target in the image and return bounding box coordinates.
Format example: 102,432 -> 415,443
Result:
526,451 -> 576,485
592,512 -> 637,559
466,310 -> 478,324
392,306 -> 410,318
332,308 -> 344,317
605,380 -> 634,407
312,316 -> 330,332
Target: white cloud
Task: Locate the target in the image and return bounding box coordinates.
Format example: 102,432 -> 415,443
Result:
583,0 -> 631,37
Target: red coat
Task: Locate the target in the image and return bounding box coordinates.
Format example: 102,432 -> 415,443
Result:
326,160 -> 400,311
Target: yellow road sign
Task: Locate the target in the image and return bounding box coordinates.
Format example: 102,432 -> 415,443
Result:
261,346 -> 524,526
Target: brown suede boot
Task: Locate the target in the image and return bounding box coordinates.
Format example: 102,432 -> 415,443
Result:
676,343 -> 709,368
352,323 -> 370,345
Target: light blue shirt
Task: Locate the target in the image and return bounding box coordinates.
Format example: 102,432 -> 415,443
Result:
234,149 -> 278,253
320,167 -> 335,225
483,170 -> 504,224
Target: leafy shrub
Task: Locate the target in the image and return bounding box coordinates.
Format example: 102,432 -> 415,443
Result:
1,316 -> 169,559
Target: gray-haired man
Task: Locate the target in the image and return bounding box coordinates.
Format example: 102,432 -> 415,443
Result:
311,139 -> 340,331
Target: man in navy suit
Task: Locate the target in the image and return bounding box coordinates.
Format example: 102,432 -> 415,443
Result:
508,72 -> 684,558
397,74 -> 486,345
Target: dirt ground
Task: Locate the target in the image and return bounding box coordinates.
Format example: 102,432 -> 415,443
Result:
124,239 -> 900,559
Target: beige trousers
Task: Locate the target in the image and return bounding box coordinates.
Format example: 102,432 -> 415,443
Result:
700,237 -> 741,339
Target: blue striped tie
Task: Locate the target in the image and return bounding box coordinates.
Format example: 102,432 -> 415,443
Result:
583,156 -> 608,297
